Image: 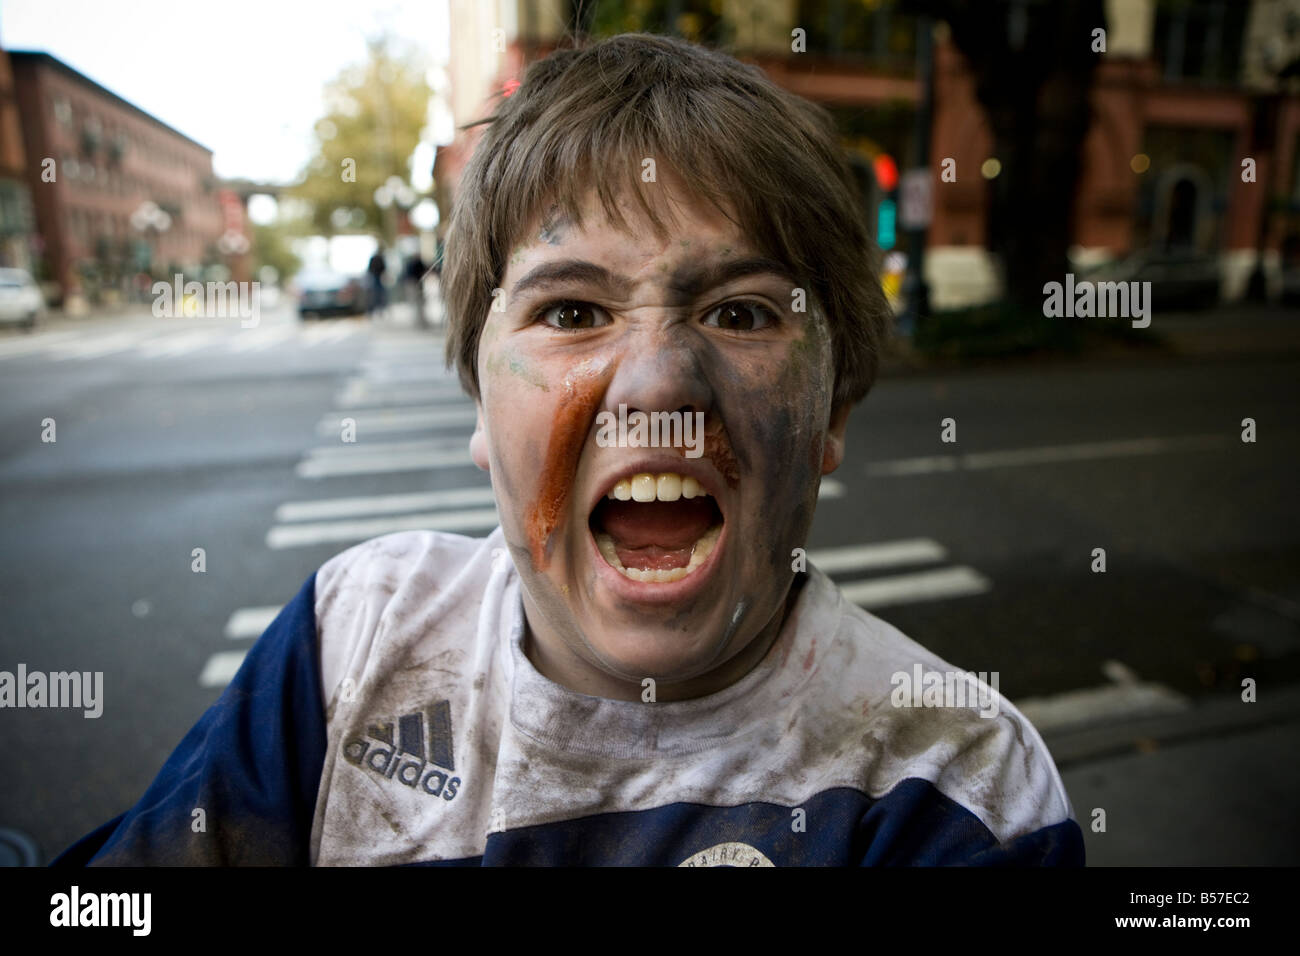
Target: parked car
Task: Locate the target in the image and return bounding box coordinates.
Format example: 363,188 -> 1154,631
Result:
1077,249 -> 1222,311
291,267 -> 364,319
0,268 -> 46,330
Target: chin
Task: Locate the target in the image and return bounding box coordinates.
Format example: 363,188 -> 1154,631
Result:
584,624 -> 729,684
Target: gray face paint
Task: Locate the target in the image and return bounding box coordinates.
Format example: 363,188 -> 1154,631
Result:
538,206 -> 570,246
722,600 -> 748,647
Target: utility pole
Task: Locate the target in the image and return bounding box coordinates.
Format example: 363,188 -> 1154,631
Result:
898,16 -> 935,340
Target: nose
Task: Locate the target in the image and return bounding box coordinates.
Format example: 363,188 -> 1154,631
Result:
601,326 -> 714,423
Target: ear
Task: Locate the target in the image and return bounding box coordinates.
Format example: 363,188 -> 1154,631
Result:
821,403 -> 851,476
470,405 -> 491,473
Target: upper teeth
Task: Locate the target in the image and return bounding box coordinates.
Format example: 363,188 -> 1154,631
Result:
607,472 -> 708,502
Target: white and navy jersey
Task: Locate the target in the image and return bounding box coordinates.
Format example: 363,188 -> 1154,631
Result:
55,528 -> 1084,866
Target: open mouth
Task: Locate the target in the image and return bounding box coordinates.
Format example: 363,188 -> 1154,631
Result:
589,472 -> 725,583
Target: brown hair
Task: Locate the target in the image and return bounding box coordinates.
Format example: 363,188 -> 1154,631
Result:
442,32 -> 889,410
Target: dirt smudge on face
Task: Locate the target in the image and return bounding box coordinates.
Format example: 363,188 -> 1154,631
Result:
525,358 -> 614,571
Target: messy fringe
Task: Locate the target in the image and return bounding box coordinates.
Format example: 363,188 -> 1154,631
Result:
443,32 -> 889,411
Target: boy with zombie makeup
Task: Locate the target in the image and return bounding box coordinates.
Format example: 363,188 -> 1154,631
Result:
56,34 -> 1083,866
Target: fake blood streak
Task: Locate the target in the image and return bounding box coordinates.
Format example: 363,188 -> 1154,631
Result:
525,362 -> 613,570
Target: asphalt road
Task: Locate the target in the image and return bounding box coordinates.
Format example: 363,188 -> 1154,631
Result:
1,301 -> 1296,861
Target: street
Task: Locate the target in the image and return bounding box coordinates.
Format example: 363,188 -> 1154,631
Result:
1,302 -> 1297,863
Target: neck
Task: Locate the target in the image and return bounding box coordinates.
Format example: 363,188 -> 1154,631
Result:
522,573 -> 808,702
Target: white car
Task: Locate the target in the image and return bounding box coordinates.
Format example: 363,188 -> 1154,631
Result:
0,268 -> 45,330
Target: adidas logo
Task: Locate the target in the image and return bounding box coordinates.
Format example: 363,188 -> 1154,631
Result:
342,700 -> 461,800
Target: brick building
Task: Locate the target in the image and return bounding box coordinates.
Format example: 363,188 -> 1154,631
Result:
438,0 -> 1300,308
0,46 -> 34,272
6,50 -> 224,306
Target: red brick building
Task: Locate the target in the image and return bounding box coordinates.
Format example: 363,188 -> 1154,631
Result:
0,47 -> 34,273
7,50 -> 224,306
439,0 -> 1300,307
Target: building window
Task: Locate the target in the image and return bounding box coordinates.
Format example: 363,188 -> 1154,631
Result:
1153,0 -> 1248,85
53,96 -> 72,127
582,0 -> 730,45
794,0 -> 917,67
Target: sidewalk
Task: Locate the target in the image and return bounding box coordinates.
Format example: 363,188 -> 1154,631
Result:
1156,306 -> 1300,361
881,303 -> 1300,377
1041,685 -> 1300,865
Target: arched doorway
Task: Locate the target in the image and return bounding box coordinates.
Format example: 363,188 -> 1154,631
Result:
1153,164 -> 1214,252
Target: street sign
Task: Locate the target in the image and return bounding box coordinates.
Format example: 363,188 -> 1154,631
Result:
899,168 -> 933,230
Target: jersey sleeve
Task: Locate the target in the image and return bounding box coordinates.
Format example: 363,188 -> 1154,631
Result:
50,573 -> 327,866
855,779 -> 1085,866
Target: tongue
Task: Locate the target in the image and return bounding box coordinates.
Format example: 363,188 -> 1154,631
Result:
598,499 -> 716,571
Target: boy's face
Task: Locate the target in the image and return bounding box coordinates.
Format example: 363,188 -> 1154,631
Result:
472,171 -> 849,700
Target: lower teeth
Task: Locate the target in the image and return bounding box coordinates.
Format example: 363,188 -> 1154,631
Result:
594,524 -> 722,583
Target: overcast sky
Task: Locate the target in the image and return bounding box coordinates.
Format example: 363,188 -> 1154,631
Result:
1,0 -> 452,184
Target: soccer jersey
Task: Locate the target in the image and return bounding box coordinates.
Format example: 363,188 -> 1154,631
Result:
56,527 -> 1084,866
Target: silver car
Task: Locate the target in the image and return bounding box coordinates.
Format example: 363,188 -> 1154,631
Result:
0,268 -> 45,330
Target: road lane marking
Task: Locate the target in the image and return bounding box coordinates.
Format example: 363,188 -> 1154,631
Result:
335,384 -> 468,408
198,650 -> 247,688
838,566 -> 991,609
866,434 -> 1228,477
276,486 -> 497,522
136,330 -> 224,358
223,606 -> 281,639
0,330 -> 80,358
819,477 -> 846,498
304,436 -> 469,457
266,507 -> 501,549
227,324 -> 298,351
300,323 -> 361,345
807,539 -> 948,574
49,331 -> 156,360
1014,681 -> 1189,735
296,447 -> 476,477
316,405 -> 478,435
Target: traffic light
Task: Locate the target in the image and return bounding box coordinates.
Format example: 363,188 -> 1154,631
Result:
874,153 -> 899,250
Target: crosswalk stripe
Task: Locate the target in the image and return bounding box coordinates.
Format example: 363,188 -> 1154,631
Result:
0,330 -> 80,358
356,367 -> 452,385
49,331 -> 154,360
227,324 -> 298,352
838,566 -> 991,609
1013,681 -> 1189,735
301,323 -> 360,345
198,650 -> 247,688
265,507 -> 500,549
305,435 -> 469,457
867,434 -> 1228,477
276,486 -> 496,522
316,406 -> 477,435
818,478 -> 846,498
335,386 -> 469,408
223,606 -> 280,639
808,539 -> 947,574
136,330 -> 224,358
296,447 -> 476,477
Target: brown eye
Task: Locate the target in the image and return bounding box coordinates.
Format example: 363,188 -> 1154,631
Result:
542,302 -> 605,329
704,301 -> 775,332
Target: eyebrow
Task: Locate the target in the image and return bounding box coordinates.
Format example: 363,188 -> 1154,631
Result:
509,255 -> 795,304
